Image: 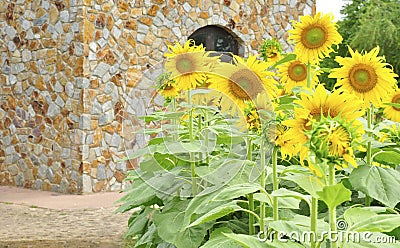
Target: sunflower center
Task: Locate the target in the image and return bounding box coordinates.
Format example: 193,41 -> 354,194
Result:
229,69 -> 264,101
328,126 -> 351,157
310,107 -> 338,121
176,55 -> 194,74
349,64 -> 378,93
288,61 -> 307,81
392,94 -> 400,111
301,25 -> 328,49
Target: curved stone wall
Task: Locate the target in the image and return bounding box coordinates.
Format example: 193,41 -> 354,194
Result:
0,0 -> 315,193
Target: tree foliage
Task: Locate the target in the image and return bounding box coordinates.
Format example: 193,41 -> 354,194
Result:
319,0 -> 400,90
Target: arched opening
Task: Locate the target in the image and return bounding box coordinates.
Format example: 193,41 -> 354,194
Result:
188,25 -> 244,61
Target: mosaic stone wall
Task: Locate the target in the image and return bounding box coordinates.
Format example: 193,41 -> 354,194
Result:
0,0 -> 315,193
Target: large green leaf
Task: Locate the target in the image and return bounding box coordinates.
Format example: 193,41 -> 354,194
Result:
349,215 -> 400,233
153,206 -> 211,248
317,183 -> 352,210
211,183 -> 262,201
343,207 -> 386,228
224,232 -> 305,248
282,173 -> 324,198
115,179 -> 159,213
271,188 -> 312,206
341,232 -> 399,248
195,159 -> 250,186
253,192 -> 300,209
125,207 -> 153,238
188,201 -> 242,228
269,215 -> 330,242
349,165 -> 400,208
372,149 -> 400,167
200,227 -> 243,248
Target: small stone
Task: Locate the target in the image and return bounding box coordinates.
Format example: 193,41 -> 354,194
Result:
93,62 -> 110,77
49,4 -> 59,25
148,5 -> 159,16
97,164 -> 106,180
94,180 -> 104,192
59,10 -> 69,22
82,174 -> 92,193
33,14 -> 48,26
7,165 -> 18,176
114,170 -> 125,182
83,19 -> 95,43
79,114 -> 91,130
47,103 -> 60,118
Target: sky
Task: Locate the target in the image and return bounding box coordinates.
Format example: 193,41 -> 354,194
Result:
316,0 -> 347,20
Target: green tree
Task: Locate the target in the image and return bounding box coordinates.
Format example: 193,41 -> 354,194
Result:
319,0 -> 400,90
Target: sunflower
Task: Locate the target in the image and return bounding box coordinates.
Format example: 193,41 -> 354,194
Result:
164,40 -> 211,91
308,117 -> 362,169
383,88 -> 400,122
329,46 -> 398,108
274,123 -> 296,160
159,80 -> 179,98
277,59 -> 321,92
282,85 -> 364,168
207,55 -> 278,113
260,38 -> 283,65
289,12 -> 342,64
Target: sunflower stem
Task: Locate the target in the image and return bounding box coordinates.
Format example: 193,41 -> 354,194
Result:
366,106 -> 373,206
306,63 -> 312,89
310,197 -> 318,248
260,139 -> 267,237
247,137 -> 255,235
328,162 -> 337,248
188,90 -> 197,196
204,110 -> 210,165
272,145 -> 279,240
171,97 -> 177,142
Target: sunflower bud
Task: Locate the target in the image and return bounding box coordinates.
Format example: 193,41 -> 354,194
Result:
309,121 -> 334,159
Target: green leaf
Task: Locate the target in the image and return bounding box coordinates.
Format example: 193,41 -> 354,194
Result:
317,183 -> 352,210
187,202 -> 242,228
271,188 -> 312,206
372,150 -> 400,167
349,165 -> 400,208
125,207 -> 153,238
182,191 -> 222,229
269,215 -> 330,241
200,228 -> 243,248
153,207 -> 212,248
224,232 -> 304,248
211,183 -> 262,201
270,53 -> 296,69
253,192 -> 300,209
115,179 -> 159,213
343,207 -> 386,228
195,159 -> 250,186
282,173 -> 324,198
349,214 -> 400,233
134,223 -> 157,247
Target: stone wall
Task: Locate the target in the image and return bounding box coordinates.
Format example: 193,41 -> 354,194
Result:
0,0 -> 315,193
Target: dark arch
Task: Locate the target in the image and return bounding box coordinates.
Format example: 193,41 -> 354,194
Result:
188,25 -> 244,58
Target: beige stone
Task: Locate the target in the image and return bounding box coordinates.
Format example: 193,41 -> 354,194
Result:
126,67 -> 141,87
135,44 -> 147,57
49,5 -> 59,25
148,5 -> 159,16
139,17 -> 153,26
126,19 -> 137,30
82,20 -> 95,43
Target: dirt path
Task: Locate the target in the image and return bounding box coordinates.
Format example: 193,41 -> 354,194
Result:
0,187 -> 133,247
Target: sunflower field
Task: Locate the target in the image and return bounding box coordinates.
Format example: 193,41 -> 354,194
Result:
117,12 -> 400,248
